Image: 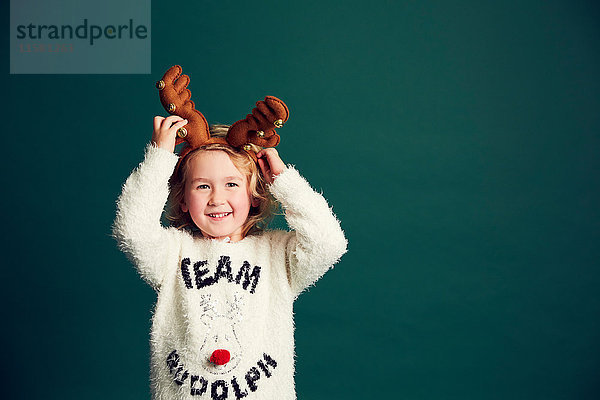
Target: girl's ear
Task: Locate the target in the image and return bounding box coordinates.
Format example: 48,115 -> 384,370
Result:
181,201 -> 189,213
251,197 -> 260,208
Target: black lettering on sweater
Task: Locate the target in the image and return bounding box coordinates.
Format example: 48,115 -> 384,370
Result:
190,375 -> 208,396
244,367 -> 260,392
216,256 -> 234,283
174,366 -> 189,385
231,377 -> 248,399
257,353 -> 277,378
235,262 -> 261,294
179,256 -> 261,294
193,260 -> 212,289
211,380 -> 228,400
167,350 -> 277,398
181,258 -> 193,289
166,350 -> 180,373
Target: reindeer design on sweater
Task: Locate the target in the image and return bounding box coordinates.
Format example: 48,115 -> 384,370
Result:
198,292 -> 245,374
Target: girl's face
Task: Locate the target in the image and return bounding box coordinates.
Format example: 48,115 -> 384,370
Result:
181,150 -> 256,242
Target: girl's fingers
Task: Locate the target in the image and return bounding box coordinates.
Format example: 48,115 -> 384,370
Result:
160,115 -> 185,128
161,118 -> 188,134
257,149 -> 286,183
171,119 -> 188,134
167,119 -> 188,130
259,148 -> 285,176
153,116 -> 164,131
257,157 -> 273,183
257,157 -> 268,174
256,147 -> 277,159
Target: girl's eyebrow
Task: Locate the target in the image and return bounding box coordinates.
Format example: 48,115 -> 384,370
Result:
190,176 -> 243,183
190,177 -> 209,183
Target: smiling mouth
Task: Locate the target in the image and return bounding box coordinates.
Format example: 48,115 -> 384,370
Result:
207,212 -> 232,219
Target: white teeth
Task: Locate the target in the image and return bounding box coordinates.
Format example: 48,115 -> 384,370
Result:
209,212 -> 230,218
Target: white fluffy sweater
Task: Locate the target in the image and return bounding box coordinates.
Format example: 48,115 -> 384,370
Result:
113,145 -> 347,400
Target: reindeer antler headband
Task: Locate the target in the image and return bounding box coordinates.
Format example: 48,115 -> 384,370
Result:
155,65 -> 289,161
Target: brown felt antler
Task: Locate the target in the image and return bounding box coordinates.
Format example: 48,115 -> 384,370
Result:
156,65 -> 211,149
228,96 -> 289,149
156,65 -> 289,160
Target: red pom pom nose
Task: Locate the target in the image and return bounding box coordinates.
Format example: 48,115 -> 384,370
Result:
210,349 -> 231,365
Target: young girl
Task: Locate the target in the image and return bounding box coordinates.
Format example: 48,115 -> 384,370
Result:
113,110 -> 347,398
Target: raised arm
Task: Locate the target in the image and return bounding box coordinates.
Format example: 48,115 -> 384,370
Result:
259,149 -> 348,297
112,116 -> 187,289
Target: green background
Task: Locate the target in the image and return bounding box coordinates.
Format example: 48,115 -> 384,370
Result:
4,1 -> 599,398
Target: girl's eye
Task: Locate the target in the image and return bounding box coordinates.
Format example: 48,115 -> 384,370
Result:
226,182 -> 239,187
196,184 -> 209,189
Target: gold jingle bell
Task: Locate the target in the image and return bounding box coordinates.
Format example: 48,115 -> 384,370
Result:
177,127 -> 188,138
156,80 -> 165,90
243,144 -> 252,151
274,119 -> 284,128
167,103 -> 176,113
256,130 -> 265,138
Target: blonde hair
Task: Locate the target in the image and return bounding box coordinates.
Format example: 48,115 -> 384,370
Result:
166,125 -> 277,237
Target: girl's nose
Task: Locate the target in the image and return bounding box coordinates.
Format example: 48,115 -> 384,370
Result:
208,190 -> 226,206
208,197 -> 225,206
210,349 -> 230,365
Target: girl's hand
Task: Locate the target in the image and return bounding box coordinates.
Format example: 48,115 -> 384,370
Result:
152,115 -> 188,153
256,148 -> 286,184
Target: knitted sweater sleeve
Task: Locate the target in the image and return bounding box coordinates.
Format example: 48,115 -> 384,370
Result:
269,167 -> 347,297
113,144 -> 181,290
